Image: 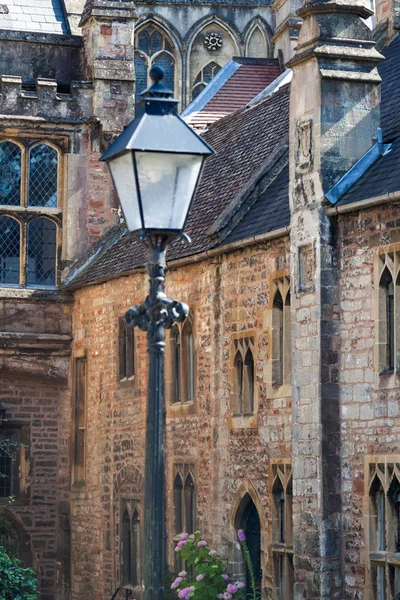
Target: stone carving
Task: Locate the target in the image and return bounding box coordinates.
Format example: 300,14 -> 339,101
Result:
298,244 -> 314,292
296,118 -> 313,172
204,31 -> 223,52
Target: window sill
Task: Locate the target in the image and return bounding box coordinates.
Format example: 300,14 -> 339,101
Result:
167,401 -> 196,417
0,286 -> 73,302
229,412 -> 257,429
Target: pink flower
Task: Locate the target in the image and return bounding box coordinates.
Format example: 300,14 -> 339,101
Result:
171,577 -> 183,590
223,594 -> 232,600
197,540 -> 207,547
208,549 -> 217,556
222,574 -> 229,581
176,540 -> 188,551
196,574 -> 205,582
180,533 -> 189,540
236,582 -> 245,590
227,584 -> 238,595
178,587 -> 192,600
237,530 -> 246,543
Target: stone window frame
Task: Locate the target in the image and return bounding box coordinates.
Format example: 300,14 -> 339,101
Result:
166,311 -> 197,417
120,498 -> 142,592
269,461 -> 293,600
71,354 -> 87,486
364,455 -> 400,600
118,317 -> 135,383
134,22 -> 181,104
374,248 -> 400,376
0,136 -> 64,289
0,422 -> 30,505
229,330 -> 258,430
265,271 -> 291,399
191,61 -> 222,100
169,461 -> 197,567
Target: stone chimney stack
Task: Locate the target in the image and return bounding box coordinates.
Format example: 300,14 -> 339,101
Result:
288,3 -> 384,599
80,0 -> 137,132
374,0 -> 400,40
272,0 -> 303,65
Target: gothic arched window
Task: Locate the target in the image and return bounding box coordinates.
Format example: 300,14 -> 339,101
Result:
0,140 -> 60,288
173,464 -> 196,536
169,315 -> 196,405
235,494 -> 262,593
135,25 -> 176,102
246,27 -> 268,59
272,464 -> 294,600
232,337 -> 255,417
272,278 -> 291,386
121,501 -> 141,587
379,267 -> 395,371
192,62 -> 221,100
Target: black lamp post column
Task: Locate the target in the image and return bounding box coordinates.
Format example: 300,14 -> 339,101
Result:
126,235 -> 188,600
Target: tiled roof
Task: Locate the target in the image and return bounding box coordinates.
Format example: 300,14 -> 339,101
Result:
338,135 -> 400,206
67,84 -> 290,288
379,34 -> 400,142
182,57 -> 282,132
0,0 -> 69,34
223,161 -> 289,244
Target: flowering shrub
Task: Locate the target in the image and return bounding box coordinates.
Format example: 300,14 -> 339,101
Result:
236,530 -> 260,600
171,532 -> 245,600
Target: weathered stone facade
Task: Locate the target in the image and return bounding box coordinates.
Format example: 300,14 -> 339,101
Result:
2,1 -> 400,600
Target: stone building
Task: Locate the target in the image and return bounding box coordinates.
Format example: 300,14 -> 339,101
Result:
2,1 -> 400,600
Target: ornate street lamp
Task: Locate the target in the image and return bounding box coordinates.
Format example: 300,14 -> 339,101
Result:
100,66 -> 214,600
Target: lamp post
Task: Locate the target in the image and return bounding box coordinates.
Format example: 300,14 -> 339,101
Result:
100,66 -> 214,600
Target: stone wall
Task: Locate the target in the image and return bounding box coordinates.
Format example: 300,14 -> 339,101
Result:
70,236 -> 292,598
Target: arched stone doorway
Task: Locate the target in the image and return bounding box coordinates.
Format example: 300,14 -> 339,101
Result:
234,493 -> 262,593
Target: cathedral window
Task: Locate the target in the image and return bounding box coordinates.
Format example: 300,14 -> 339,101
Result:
134,25 -> 176,102
192,62 -> 221,100
271,463 -> 293,600
376,252 -> 400,374
168,315 -> 195,405
121,500 -> 141,588
73,357 -> 87,484
367,460 -> 400,599
232,337 -> 255,416
271,278 -> 291,386
119,318 -> 135,381
0,140 -> 61,289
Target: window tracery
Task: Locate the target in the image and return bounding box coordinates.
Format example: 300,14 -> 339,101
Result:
271,277 -> 291,386
192,62 -> 221,100
134,25 -> 176,102
168,314 -> 195,405
271,463 -> 293,600
233,337 -> 255,416
376,251 -> 400,374
0,140 -> 60,288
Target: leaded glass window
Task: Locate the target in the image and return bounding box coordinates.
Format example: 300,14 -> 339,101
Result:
192,62 -> 221,101
27,217 -> 57,287
0,140 -> 60,288
134,25 -> 176,102
0,449 -> 12,498
0,216 -> 20,285
0,142 -> 22,206
28,144 -> 58,208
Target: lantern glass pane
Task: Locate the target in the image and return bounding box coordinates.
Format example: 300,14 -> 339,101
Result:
135,152 -> 203,231
109,152 -> 142,232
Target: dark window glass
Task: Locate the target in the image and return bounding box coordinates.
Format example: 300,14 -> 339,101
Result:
122,508 -> 132,585
0,216 -> 20,285
233,350 -> 243,416
134,53 -> 148,103
153,52 -> 175,93
28,144 -> 58,208
0,449 -> 12,498
174,474 -> 183,534
119,319 -> 134,380
0,142 -> 21,206
27,217 -> 56,287
74,357 -> 86,482
243,349 -> 254,415
184,474 -> 195,535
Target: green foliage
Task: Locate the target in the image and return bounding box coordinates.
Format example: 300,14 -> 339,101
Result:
237,536 -> 260,600
0,439 -> 21,559
171,532 -> 245,600
0,546 -> 39,600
